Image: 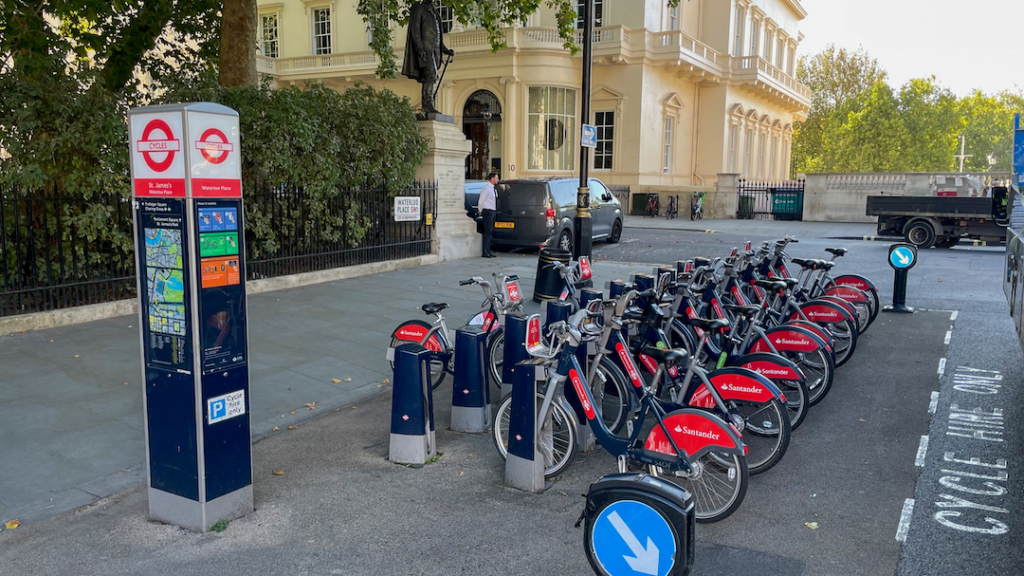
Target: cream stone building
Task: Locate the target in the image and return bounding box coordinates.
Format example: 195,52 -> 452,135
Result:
255,0 -> 811,196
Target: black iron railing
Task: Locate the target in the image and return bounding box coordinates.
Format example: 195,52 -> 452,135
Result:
1,181 -> 438,318
736,178 -> 805,221
0,188 -> 136,317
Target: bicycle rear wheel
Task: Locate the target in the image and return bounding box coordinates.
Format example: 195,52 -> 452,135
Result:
492,394 -> 578,478
778,347 -> 834,406
732,397 -> 791,474
389,335 -> 447,389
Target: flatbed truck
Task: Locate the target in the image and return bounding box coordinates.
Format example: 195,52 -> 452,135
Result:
866,187 -> 1010,248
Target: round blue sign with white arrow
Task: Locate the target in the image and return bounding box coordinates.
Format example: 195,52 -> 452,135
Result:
591,500 -> 676,576
888,243 -> 918,270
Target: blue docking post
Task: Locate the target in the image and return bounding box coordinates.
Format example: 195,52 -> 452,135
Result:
451,326 -> 491,433
545,299 -> 595,451
389,343 -> 436,465
578,287 -> 603,310
656,266 -> 676,286
502,313 -> 531,398
633,272 -> 654,310
609,279 -> 629,299
505,359 -> 548,491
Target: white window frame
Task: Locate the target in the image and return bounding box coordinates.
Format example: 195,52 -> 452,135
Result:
743,129 -> 753,177
259,12 -> 280,58
662,117 -> 674,174
733,7 -> 744,56
668,6 -> 679,31
757,133 -> 767,178
527,86 -> 578,172
776,38 -> 785,68
763,28 -> 773,63
311,6 -> 332,55
594,110 -> 615,171
439,6 -> 454,33
728,125 -> 737,173
749,19 -> 760,57
576,0 -> 604,28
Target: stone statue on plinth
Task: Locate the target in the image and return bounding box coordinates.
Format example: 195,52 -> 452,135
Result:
401,0 -> 454,118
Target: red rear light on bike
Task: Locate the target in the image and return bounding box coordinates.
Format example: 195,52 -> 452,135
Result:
546,208 -> 555,218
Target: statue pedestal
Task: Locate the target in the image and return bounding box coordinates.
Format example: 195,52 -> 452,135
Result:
416,119 -> 476,261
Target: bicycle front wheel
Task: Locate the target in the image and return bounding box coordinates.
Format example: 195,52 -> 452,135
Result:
492,393 -> 578,479
733,397 -> 791,474
657,451 -> 748,523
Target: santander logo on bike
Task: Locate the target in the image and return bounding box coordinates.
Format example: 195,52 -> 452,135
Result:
398,327 -> 427,339
750,366 -> 793,377
673,425 -> 720,441
777,338 -> 811,346
720,382 -> 764,395
569,369 -> 596,419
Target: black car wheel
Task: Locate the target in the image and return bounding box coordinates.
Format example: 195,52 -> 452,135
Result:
608,220 -> 622,243
558,229 -> 573,253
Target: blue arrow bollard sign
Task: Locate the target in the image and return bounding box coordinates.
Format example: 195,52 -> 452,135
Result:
888,243 -> 918,270
582,124 -> 597,148
592,500 -> 676,576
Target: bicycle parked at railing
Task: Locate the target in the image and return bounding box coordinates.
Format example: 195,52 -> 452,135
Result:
493,307 -> 750,523
387,272 -> 524,389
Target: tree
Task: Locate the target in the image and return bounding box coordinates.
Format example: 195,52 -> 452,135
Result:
219,0 -> 257,87
792,45 -> 886,174
896,77 -> 960,171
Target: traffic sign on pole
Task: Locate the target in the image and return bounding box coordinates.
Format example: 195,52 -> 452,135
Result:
582,124 -> 597,148
889,245 -> 917,270
885,242 -> 917,314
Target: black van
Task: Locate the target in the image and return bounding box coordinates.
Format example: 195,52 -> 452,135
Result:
491,177 -> 623,252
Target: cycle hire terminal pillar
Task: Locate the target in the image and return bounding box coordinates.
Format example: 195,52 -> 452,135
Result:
502,313 -> 531,399
884,243 -> 918,314
389,343 -> 437,465
129,102 -> 253,532
450,326 -> 491,433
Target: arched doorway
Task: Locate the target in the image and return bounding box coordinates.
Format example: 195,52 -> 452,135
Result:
462,90 -> 502,181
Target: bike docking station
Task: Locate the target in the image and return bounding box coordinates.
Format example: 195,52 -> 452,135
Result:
502,313 -> 533,399
128,102 -> 253,531
545,298 -> 596,452
450,326 -> 491,433
389,343 -> 437,465
505,315 -> 549,492
581,473 -> 695,576
884,242 -> 918,314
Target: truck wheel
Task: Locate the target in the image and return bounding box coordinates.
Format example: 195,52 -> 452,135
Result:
905,221 -> 936,249
935,236 -> 961,249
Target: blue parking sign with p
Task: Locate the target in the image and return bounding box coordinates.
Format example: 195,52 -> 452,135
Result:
210,398 -> 226,420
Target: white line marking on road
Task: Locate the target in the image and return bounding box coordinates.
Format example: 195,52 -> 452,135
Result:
915,436 -> 929,467
929,391 -> 940,414
938,358 -> 947,376
944,330 -> 952,345
896,498 -> 915,542
950,311 -> 958,321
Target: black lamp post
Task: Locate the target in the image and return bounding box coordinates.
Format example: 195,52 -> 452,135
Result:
574,0 -> 594,259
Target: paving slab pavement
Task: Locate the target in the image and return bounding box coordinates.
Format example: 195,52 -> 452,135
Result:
623,215 -> 877,239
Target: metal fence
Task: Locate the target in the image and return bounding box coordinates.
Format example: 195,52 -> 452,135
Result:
736,178 -> 805,221
246,181 -> 436,279
1,181 -> 438,318
0,188 -> 136,318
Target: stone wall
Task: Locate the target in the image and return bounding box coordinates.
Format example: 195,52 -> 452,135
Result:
414,120 -> 475,260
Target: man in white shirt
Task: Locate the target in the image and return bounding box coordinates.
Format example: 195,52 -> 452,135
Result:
478,172 -> 498,258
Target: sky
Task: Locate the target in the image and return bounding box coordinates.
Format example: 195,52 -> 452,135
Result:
798,0 -> 1024,97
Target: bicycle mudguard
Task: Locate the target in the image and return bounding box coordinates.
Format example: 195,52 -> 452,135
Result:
824,285 -> 871,304
669,319 -> 698,354
735,352 -> 806,382
689,367 -> 784,407
781,321 -> 835,351
644,408 -> 745,459
467,310 -> 500,332
818,296 -> 859,321
790,299 -> 852,325
750,325 -> 828,354
391,320 -> 444,352
830,273 -> 878,295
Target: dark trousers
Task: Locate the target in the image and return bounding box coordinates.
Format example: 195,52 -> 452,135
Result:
481,209 -> 495,256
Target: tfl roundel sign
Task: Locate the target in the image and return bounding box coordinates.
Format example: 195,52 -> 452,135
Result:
888,243 -> 918,270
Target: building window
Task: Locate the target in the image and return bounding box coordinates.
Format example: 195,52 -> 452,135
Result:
594,111 -> 614,170
733,7 -> 744,56
770,136 -> 779,179
528,86 -> 577,171
312,7 -> 331,55
668,6 -> 678,31
787,46 -> 795,75
662,117 -> 674,174
749,20 -> 759,57
763,29 -> 773,62
776,38 -> 785,68
757,133 -> 767,178
743,129 -> 752,176
728,126 -> 737,173
260,13 -> 279,58
439,6 -> 453,33
576,0 -> 604,28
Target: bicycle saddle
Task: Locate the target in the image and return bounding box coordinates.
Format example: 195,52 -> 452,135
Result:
688,317 -> 730,332
790,258 -> 818,269
820,261 -> 836,271
723,303 -> 760,317
825,247 -> 848,257
782,278 -> 799,288
622,306 -> 644,322
640,346 -> 689,368
752,279 -> 787,291
421,302 -> 449,315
